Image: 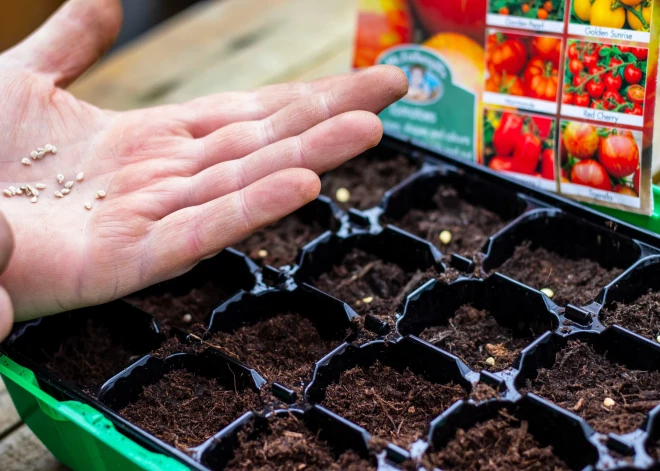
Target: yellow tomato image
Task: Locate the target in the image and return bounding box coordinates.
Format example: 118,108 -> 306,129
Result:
573,0 -> 593,21
627,3 -> 652,31
590,0 -> 626,28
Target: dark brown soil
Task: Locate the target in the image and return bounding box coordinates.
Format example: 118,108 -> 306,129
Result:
119,369 -> 261,451
225,414 -> 374,471
600,289 -> 660,341
43,320 -> 144,390
321,154 -> 419,210
320,361 -> 466,447
384,185 -> 508,258
151,336 -> 204,359
415,409 -> 571,471
126,281 -> 229,330
206,313 -> 341,389
495,243 -> 624,306
232,214 -> 328,268
649,440 -> 660,460
522,340 -> 660,435
310,249 -> 434,326
419,305 -> 535,372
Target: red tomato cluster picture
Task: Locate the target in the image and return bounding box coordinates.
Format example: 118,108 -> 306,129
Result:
561,121 -> 641,195
483,109 -> 556,179
486,31 -> 561,102
562,40 -> 648,115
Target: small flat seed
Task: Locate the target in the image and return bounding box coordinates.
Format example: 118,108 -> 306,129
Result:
335,187 -> 350,203
37,151 -> 45,159
32,189 -> 39,197
54,191 -> 64,198
257,249 -> 268,258
35,183 -> 46,190
486,357 -> 496,366
26,185 -> 34,195
76,172 -> 84,182
84,202 -> 92,210
439,230 -> 452,245
21,158 -> 32,166
540,288 -> 554,298
64,181 -> 74,189
95,190 -> 106,199
2,190 -> 12,197
656,335 -> 660,343
19,185 -> 26,190
8,186 -> 16,195
51,146 -> 57,154
44,144 -> 53,152
30,196 -> 37,203
603,397 -> 615,408
362,296 -> 374,304
30,151 -> 38,159
182,314 -> 192,324
37,147 -> 44,153
56,174 -> 64,184
61,188 -> 70,195
15,188 -> 23,195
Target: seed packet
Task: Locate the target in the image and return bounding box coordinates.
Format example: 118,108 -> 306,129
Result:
354,0 -> 657,215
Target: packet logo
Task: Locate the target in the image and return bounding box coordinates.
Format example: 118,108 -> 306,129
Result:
402,63 -> 444,105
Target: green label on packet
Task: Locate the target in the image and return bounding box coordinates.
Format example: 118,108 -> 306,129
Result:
377,46 -> 477,162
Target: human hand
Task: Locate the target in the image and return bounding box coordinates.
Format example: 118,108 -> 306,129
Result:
0,0 -> 407,321
0,211 -> 14,340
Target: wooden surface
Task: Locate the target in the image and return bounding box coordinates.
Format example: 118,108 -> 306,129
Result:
0,0 -> 354,469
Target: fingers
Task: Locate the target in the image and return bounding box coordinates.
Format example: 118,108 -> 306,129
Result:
5,0 -> 122,88
181,73 -> 352,138
0,286 -> 13,343
149,168 -> 320,276
0,211 -> 14,273
194,65 -> 407,170
184,111 -> 382,208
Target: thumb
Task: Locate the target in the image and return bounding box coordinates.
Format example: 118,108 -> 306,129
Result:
0,211 -> 13,341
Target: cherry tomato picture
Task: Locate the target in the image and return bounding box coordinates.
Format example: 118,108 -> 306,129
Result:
598,133 -> 640,178
624,64 -> 643,84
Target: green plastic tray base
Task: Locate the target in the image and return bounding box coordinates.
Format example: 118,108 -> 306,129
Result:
0,355 -> 189,471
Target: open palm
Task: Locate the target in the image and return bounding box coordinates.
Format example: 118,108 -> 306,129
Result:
0,0 -> 407,328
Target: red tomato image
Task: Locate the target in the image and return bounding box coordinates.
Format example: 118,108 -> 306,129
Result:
598,134 -> 640,178
489,156 -> 515,172
614,184 -> 638,197
512,133 -> 542,175
353,6 -> 413,68
570,160 -> 613,191
541,148 -> 556,180
493,112 -> 524,156
410,0 -> 487,43
562,122 -> 599,160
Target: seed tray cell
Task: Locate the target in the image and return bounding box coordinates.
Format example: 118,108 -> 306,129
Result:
4,137 -> 660,470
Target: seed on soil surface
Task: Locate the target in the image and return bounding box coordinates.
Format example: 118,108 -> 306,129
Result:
57,174 -> 64,184
257,249 -> 268,258
54,191 -> 64,198
2,190 -> 11,197
76,172 -> 84,182
486,357 -> 496,366
35,183 -> 46,190
84,202 -> 92,210
95,190 -> 106,199
61,188 -> 70,195
30,196 -> 37,203
65,181 -> 74,189
540,288 -> 554,298
182,314 -> 192,324
30,151 -> 38,159
21,158 -> 31,166
603,397 -> 616,408
657,335 -> 660,343
362,296 -> 374,304
439,230 -> 452,245
335,187 -> 350,203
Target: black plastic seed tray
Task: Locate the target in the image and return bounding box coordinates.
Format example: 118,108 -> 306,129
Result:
3,136 -> 660,470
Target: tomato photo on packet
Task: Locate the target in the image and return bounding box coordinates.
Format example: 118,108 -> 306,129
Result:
561,39 -> 648,116
483,109 -> 557,181
489,0 -> 567,21
560,120 -> 641,196
570,0 -> 653,34
486,31 -> 561,103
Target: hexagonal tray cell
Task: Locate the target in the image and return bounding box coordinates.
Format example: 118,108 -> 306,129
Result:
123,249 -> 258,332
305,337 -> 484,449
5,301 -> 165,395
203,286 -> 356,391
295,228 -> 442,332
515,330 -> 660,438
398,276 -> 559,374
598,256 -> 660,343
231,199 -> 341,269
483,211 -> 642,307
320,145 -> 422,212
380,167 -> 529,262
408,396 -> 598,471
199,408 -> 375,471
99,349 -> 264,455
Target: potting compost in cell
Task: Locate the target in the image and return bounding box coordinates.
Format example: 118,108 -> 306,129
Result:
3,1 -> 660,471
